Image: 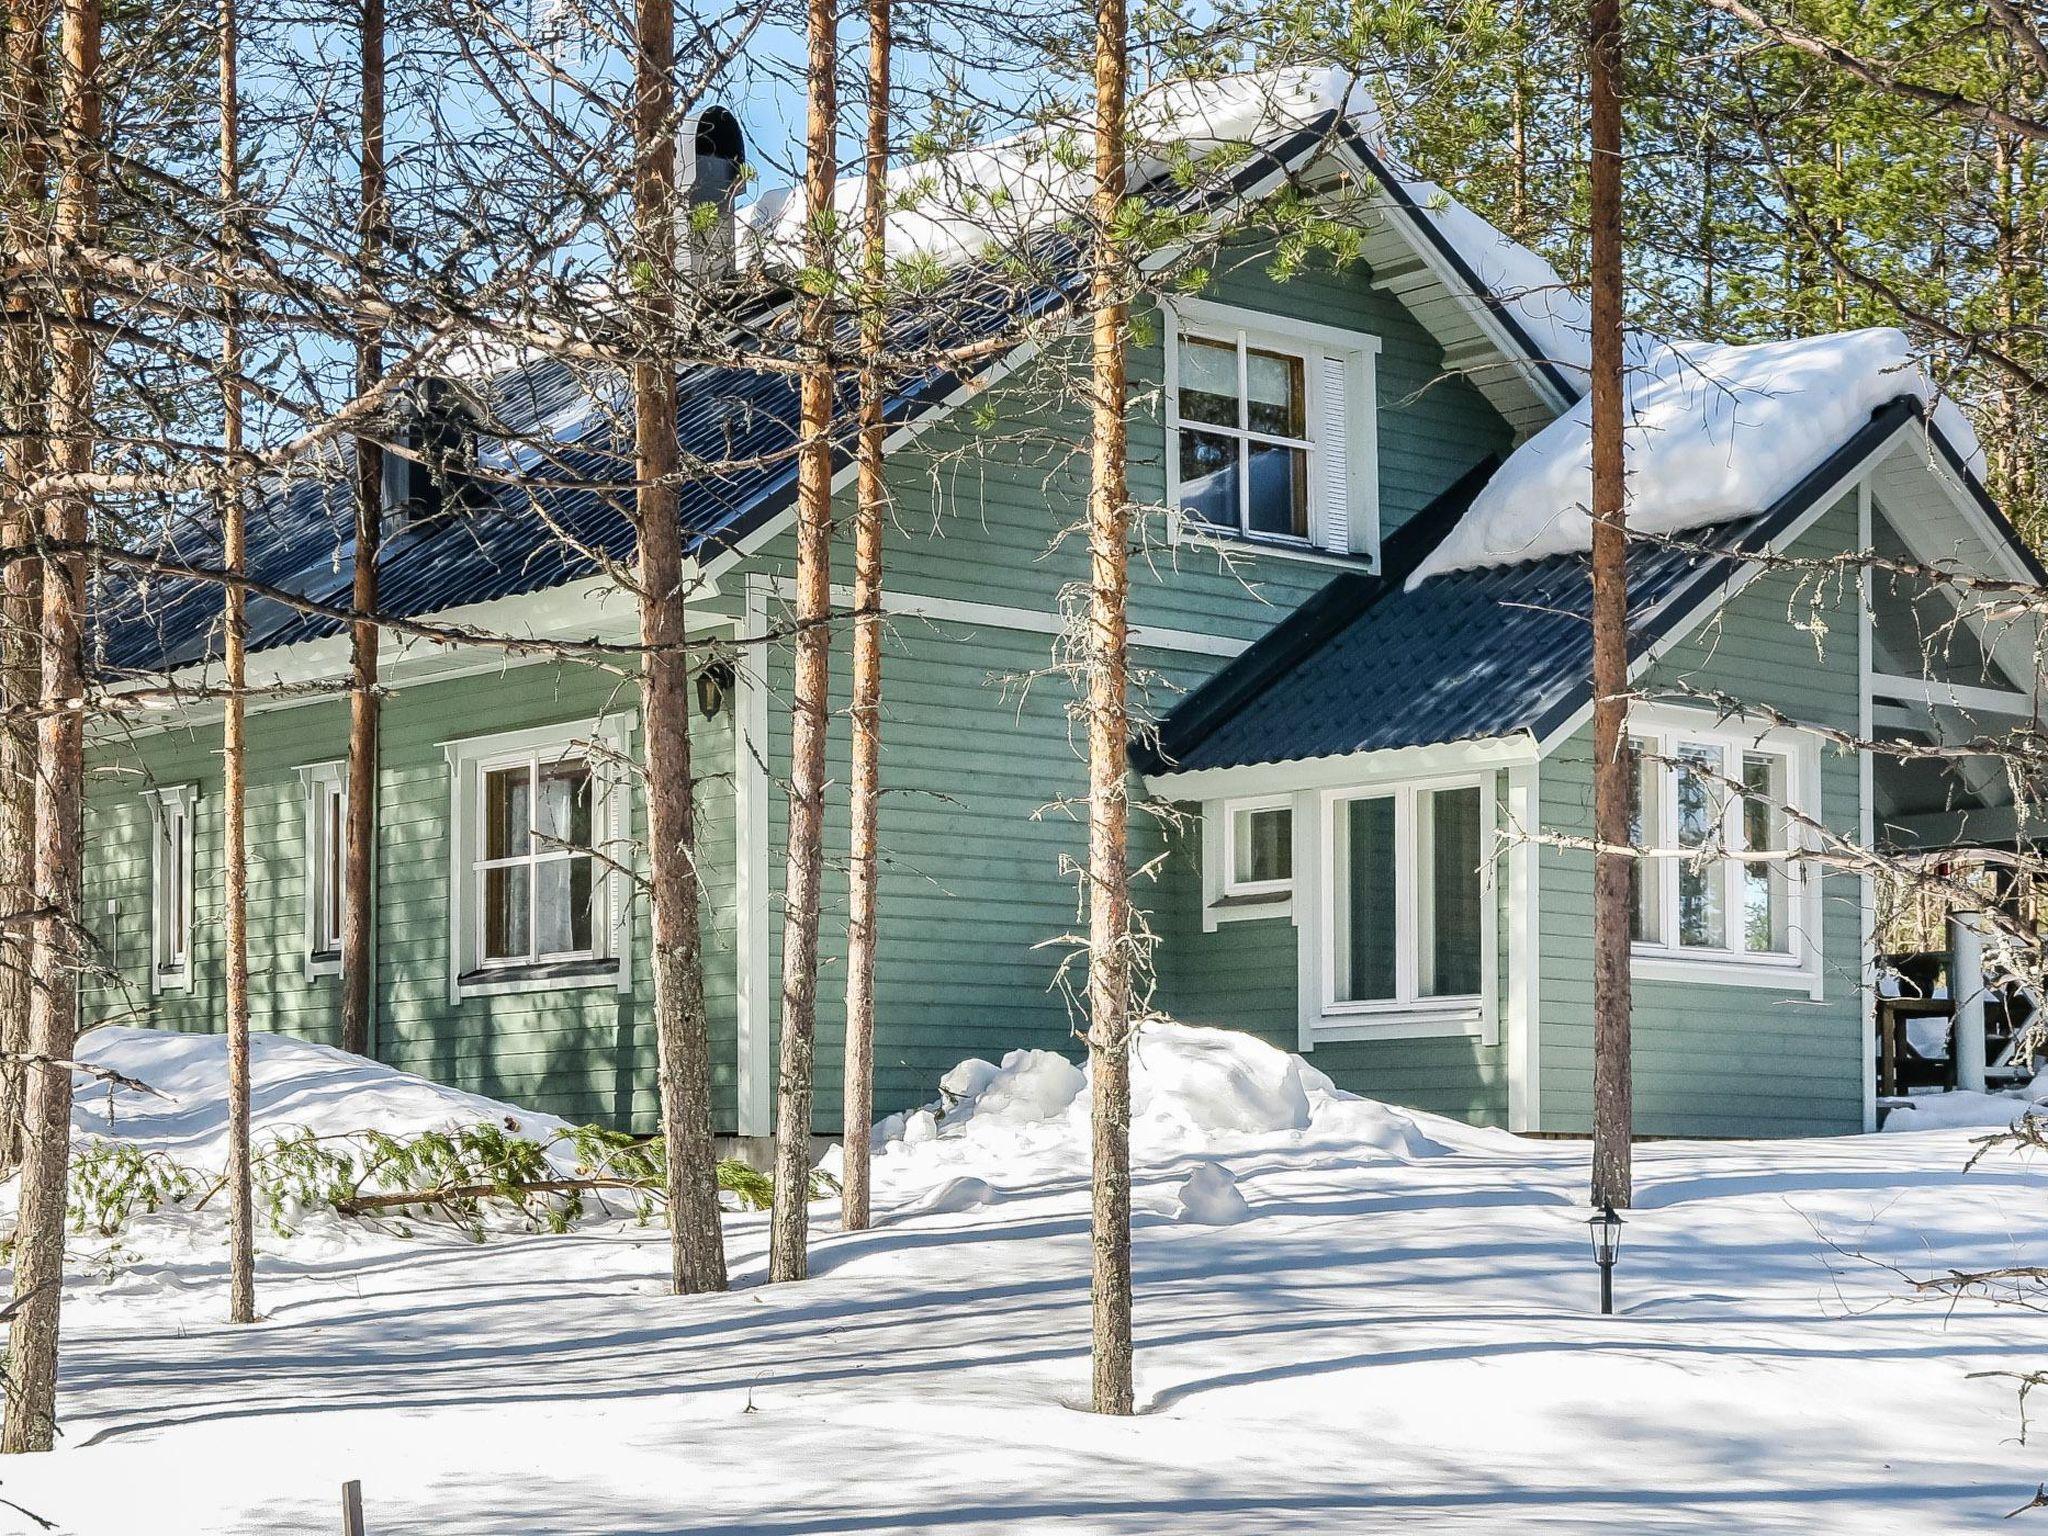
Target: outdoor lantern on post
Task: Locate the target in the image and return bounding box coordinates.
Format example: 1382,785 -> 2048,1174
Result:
1588,1202 -> 1623,1315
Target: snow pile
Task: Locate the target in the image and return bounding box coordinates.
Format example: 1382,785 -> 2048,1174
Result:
1882,1087 -> 2048,1133
1174,1160 -> 1252,1225
742,66 -> 1385,271
870,1021 -> 1449,1200
1408,328 -> 1987,585
70,1026 -> 571,1175
1406,181 -> 1591,387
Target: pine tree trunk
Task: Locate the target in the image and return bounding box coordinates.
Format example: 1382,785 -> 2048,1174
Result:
2,0 -> 97,1451
0,0 -> 50,1178
339,0 -> 382,1062
768,0 -> 837,1284
1587,0 -> 1632,1214
632,0 -> 726,1297
1086,0 -> 1134,1417
840,0 -> 890,1235
218,0 -> 254,1325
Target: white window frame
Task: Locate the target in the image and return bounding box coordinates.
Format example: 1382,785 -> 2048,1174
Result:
142,783 -> 198,995
298,761 -> 347,980
1201,794 -> 1294,928
1318,774 -> 1499,1040
1628,706 -> 1824,995
444,719 -> 635,1002
1163,298 -> 1380,566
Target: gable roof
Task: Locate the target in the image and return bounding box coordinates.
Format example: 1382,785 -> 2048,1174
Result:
96,87 -> 1578,683
1140,395 -> 1965,779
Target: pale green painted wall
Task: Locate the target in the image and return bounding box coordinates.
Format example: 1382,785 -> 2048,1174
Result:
84,664 -> 738,1131
1534,493 -> 1868,1138
736,240 -> 1517,1130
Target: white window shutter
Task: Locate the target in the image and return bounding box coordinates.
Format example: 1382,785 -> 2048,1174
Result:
1317,353 -> 1351,553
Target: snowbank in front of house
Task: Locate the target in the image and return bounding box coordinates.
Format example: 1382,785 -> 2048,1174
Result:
1406,328 -> 1986,586
861,1022 -> 1455,1211
71,1026 -> 573,1176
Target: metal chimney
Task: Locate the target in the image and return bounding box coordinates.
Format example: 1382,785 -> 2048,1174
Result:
680,105 -> 745,282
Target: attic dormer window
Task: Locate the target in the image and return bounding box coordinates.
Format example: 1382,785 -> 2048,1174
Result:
1164,299 -> 1380,564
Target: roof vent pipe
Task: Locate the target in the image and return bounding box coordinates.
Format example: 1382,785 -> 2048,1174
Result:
679,105 -> 745,284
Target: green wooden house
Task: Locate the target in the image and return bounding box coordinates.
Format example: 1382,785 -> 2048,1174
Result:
84,78 -> 2039,1146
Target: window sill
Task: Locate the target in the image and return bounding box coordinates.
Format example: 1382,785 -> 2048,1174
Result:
307,949 -> 342,981
457,957 -> 622,999
1311,999 -> 1489,1043
1203,891 -> 1293,930
1178,526 -> 1375,572
1632,947 -> 1821,997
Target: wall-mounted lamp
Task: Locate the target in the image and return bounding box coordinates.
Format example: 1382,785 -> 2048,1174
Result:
696,658 -> 736,719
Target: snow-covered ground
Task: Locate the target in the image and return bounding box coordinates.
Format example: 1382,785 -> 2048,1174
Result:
5,1023 -> 2048,1533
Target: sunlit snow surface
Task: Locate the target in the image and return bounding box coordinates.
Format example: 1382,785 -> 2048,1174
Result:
7,1021 -> 2047,1534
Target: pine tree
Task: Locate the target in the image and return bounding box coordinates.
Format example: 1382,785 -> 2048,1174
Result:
769,0 -> 841,1285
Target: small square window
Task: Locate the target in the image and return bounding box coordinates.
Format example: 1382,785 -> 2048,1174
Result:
1224,802 -> 1292,896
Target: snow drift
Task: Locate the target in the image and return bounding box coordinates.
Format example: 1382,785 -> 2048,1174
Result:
869,1021 -> 1450,1204
71,1026 -> 570,1175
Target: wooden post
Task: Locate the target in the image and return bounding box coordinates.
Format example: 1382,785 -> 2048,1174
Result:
340,1480 -> 364,1536
1951,910 -> 1989,1093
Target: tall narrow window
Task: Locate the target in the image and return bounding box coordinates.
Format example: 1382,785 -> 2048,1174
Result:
1329,779 -> 1489,1013
1420,785 -> 1483,997
145,786 -> 196,993
477,751 -> 600,967
303,763 -> 346,974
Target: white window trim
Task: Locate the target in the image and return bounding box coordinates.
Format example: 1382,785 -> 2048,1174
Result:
1291,770 -> 1499,1045
1162,298 -> 1380,566
142,783 -> 198,996
443,718 -> 635,1003
1201,794 -> 1294,929
1627,704 -> 1825,998
298,760 -> 346,981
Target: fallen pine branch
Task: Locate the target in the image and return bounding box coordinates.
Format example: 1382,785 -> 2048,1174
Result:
330,1175 -> 657,1215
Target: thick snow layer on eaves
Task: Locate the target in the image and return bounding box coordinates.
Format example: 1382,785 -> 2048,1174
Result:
1408,327 -> 1991,586
740,66 -> 1391,271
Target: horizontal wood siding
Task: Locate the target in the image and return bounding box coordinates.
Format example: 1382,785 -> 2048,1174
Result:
84,662 -> 737,1132
1536,493 -> 1867,1137
1150,812 -> 1511,1125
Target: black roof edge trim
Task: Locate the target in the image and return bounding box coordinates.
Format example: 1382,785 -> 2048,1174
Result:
1523,392 -> 1921,745
1333,122 -> 1584,412
1135,453 -> 1501,777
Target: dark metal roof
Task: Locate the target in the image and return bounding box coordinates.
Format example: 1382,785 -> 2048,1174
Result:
96,114 -> 1380,681
1144,396 -> 1930,775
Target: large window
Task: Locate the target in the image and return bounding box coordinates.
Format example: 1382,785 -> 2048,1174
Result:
1329,780 -> 1487,1012
446,720 -> 630,998
1165,302 -> 1378,561
1630,717 -> 1814,975
301,762 -> 346,977
144,784 -> 196,994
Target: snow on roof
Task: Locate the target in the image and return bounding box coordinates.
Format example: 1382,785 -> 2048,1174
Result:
1402,179 -> 1592,388
1407,327 -> 1990,587
739,65 -> 1390,271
